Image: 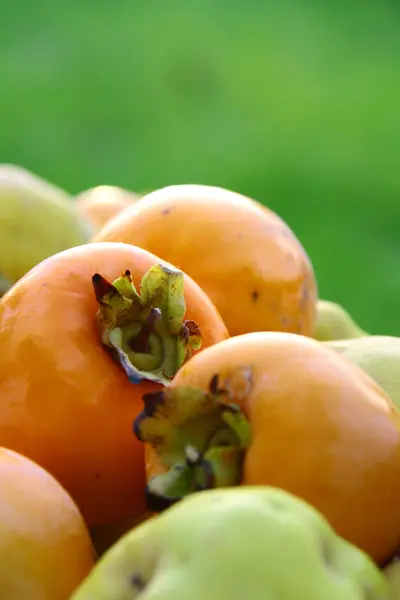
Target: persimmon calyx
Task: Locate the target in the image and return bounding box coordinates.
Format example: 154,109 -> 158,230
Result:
133,368 -> 253,511
92,264 -> 202,386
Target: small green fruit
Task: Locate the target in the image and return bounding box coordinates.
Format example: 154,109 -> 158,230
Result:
384,558 -> 400,599
315,300 -> 367,341
0,164 -> 93,293
324,335 -> 400,410
71,486 -> 390,600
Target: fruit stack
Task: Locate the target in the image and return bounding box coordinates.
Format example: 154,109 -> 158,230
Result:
0,164 -> 399,600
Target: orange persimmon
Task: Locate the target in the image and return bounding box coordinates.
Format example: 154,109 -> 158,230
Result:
94,184 -> 318,337
0,242 -> 228,529
75,185 -> 140,231
134,331 -> 400,565
0,447 -> 94,599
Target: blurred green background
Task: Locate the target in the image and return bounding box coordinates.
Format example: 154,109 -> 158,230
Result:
1,0 -> 400,334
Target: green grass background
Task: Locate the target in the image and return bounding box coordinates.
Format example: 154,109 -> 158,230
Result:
1,0 -> 400,334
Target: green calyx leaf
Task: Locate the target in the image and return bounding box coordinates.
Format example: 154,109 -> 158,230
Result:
134,369 -> 253,510
146,444 -> 243,511
92,264 -> 203,386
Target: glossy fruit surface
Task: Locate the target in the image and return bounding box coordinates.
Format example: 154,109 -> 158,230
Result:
0,447 -> 94,600
72,486 -> 391,600
0,242 -> 228,528
94,184 -> 317,337
139,331 -> 400,564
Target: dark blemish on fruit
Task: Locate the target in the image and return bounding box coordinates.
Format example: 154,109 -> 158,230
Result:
131,572 -> 146,591
320,539 -> 333,569
95,472 -> 100,479
252,290 -> 259,302
162,208 -> 171,215
209,374 -> 220,395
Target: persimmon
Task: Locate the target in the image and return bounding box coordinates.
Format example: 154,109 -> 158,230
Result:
0,447 -> 94,599
75,185 -> 140,231
134,331 -> 400,565
0,242 -> 228,529
94,184 -> 318,337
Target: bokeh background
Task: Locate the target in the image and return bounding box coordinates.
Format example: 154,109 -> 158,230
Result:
1,0 -> 400,334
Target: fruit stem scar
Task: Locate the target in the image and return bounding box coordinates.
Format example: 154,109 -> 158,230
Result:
133,369 -> 253,511
92,264 -> 203,386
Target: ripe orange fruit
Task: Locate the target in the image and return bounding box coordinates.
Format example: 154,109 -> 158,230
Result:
0,242 -> 228,529
94,184 -> 318,337
135,331 -> 400,564
0,447 -> 94,599
75,185 -> 140,231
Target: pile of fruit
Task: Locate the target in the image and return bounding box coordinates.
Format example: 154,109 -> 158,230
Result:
1,164 -> 399,599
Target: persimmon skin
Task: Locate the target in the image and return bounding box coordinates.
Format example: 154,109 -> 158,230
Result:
94,184 -> 317,337
0,242 -> 228,528
75,185 -> 140,231
146,332 -> 400,565
0,447 -> 94,600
